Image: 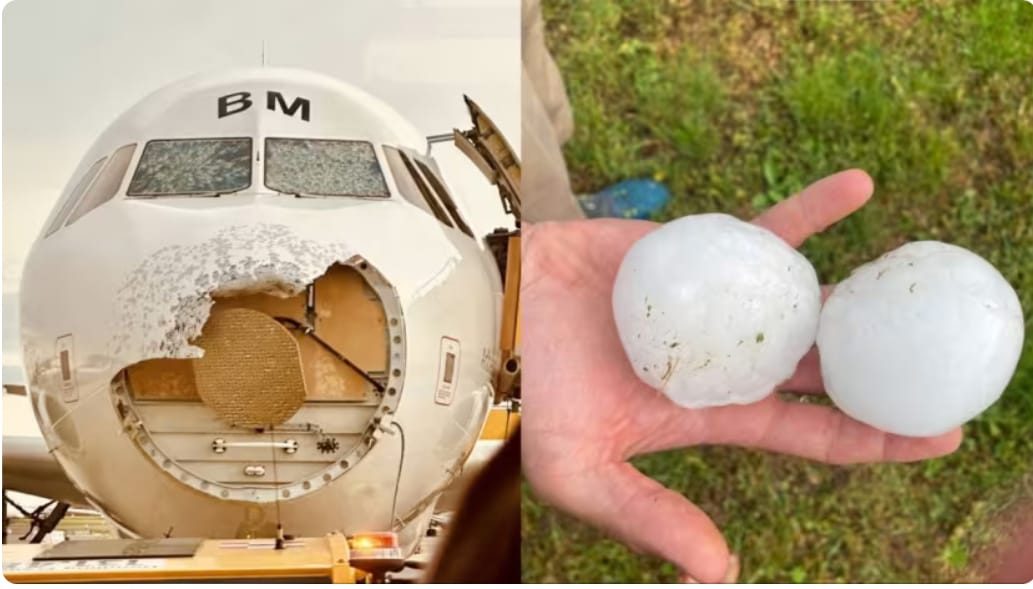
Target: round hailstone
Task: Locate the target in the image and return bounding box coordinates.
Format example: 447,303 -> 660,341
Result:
612,213 -> 822,408
818,241 -> 1025,437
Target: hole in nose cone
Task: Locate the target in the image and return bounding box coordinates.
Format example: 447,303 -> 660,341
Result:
111,259 -> 404,502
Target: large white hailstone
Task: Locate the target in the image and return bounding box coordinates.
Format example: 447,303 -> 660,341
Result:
612,213 -> 823,408
818,241 -> 1025,437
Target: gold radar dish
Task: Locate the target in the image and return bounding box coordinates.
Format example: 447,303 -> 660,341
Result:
192,307 -> 307,428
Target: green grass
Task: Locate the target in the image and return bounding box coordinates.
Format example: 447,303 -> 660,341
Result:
523,0 -> 1033,583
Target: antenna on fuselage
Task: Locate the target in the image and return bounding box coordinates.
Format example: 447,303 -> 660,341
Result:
262,40 -> 267,67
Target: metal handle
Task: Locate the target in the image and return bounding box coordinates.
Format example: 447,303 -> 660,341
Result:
212,438 -> 298,454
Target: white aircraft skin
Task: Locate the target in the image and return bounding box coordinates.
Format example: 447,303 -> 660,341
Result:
16,68 -> 506,555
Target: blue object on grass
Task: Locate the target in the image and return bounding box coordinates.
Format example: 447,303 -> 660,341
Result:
577,178 -> 670,219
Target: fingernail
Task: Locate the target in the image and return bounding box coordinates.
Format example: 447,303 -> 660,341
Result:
680,574 -> 699,584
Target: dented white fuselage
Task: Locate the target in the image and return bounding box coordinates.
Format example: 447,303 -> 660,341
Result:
18,68 -> 503,553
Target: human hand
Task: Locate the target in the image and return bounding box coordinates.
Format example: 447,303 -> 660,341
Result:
520,169 -> 962,583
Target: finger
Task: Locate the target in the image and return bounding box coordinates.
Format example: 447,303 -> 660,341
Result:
681,555 -> 738,585
753,169 -> 874,248
778,346 -> 824,394
723,553 -> 741,583
571,462 -> 732,583
522,219 -> 657,293
700,396 -> 963,464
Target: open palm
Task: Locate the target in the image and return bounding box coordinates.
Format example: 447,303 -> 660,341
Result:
520,170 -> 962,583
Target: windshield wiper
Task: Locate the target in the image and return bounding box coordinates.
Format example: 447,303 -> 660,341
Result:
184,186 -> 251,198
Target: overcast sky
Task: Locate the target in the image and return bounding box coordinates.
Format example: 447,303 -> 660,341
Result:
1,0 -> 519,380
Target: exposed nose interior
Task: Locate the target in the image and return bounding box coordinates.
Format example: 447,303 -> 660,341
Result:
111,260 -> 404,501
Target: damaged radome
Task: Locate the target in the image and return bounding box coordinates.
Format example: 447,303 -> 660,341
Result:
109,224 -> 356,364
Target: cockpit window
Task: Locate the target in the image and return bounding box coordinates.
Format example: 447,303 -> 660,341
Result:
265,138 -> 389,197
65,143 -> 136,226
45,156 -> 107,238
127,138 -> 251,196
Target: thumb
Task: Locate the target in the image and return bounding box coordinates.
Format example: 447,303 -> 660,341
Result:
571,462 -> 731,583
